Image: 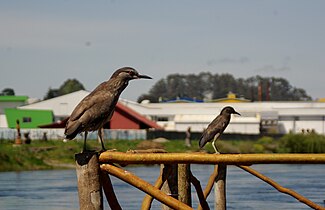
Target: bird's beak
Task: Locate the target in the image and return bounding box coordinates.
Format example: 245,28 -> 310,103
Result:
137,74 -> 152,79
234,111 -> 241,116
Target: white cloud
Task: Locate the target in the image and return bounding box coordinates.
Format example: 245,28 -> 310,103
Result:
255,57 -> 291,73
206,56 -> 250,66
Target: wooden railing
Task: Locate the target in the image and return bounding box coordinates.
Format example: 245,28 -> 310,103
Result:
75,151 -> 325,210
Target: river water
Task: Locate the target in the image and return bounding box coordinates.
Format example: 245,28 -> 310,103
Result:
0,164 -> 324,210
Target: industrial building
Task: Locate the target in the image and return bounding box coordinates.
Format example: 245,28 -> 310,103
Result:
1,91 -> 325,137
119,93 -> 325,135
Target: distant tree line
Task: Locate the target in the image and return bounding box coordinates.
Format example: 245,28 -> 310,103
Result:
137,72 -> 312,102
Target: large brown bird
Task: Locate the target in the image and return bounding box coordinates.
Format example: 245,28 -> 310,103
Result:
64,67 -> 152,152
199,106 -> 240,153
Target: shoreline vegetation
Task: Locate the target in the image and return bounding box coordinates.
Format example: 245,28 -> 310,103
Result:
1,133 -> 325,172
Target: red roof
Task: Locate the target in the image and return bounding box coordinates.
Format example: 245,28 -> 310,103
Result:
113,102 -> 162,129
39,118 -> 68,128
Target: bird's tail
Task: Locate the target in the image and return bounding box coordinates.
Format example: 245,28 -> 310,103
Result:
199,136 -> 207,148
64,120 -> 82,140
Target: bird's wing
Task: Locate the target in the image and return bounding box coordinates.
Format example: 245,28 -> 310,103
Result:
65,90 -> 115,138
65,93 -> 102,128
69,83 -> 108,121
71,92 -> 116,123
199,115 -> 229,148
69,95 -> 97,121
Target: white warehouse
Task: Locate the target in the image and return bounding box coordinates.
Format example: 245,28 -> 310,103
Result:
119,97 -> 325,135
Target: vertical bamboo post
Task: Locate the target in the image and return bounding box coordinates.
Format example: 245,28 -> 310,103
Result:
161,164 -> 178,210
178,164 -> 192,207
215,164 -> 227,210
75,152 -> 103,210
141,164 -> 173,210
15,119 -> 22,145
190,172 -> 210,210
100,170 -> 122,210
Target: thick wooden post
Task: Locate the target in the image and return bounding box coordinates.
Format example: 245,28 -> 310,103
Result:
178,164 -> 192,207
161,164 -> 178,210
75,152 -> 103,210
215,164 -> 227,210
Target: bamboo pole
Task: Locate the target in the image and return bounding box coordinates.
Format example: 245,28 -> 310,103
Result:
178,164 -> 192,207
198,165 -> 219,210
215,164 -> 227,210
100,170 -> 122,210
100,164 -> 193,210
238,165 -> 325,210
189,172 -> 210,210
75,152 -> 103,210
141,165 -> 173,210
161,164 -> 178,210
99,152 -> 325,165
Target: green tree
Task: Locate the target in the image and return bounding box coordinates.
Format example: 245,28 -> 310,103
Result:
185,72 -> 211,100
1,88 -> 15,96
58,79 -> 85,95
43,79 -> 85,100
44,88 -> 60,100
137,72 -> 312,102
138,79 -> 169,102
211,73 -> 237,99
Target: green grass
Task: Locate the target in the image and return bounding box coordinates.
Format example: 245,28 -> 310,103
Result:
278,133 -> 325,153
0,143 -> 51,171
0,138 -> 255,172
1,133 -> 325,171
106,139 -> 143,152
0,139 -> 158,172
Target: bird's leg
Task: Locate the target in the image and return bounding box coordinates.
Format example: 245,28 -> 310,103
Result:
83,131 -> 88,152
98,127 -> 106,152
212,135 -> 220,154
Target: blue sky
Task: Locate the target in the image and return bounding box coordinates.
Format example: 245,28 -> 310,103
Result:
1,0 -> 325,101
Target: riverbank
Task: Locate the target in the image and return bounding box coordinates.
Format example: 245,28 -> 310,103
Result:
1,133 -> 325,171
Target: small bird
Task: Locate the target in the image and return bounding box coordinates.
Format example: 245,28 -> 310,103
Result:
64,67 -> 152,152
199,106 -> 240,154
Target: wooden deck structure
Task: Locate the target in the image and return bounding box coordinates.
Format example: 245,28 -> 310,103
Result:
75,152 -> 325,210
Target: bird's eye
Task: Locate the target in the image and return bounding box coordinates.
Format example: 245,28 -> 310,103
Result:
128,71 -> 135,76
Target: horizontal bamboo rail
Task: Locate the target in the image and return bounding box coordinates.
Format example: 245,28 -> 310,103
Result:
99,152 -> 325,165
97,152 -> 325,209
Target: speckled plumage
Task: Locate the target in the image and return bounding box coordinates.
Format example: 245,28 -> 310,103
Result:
199,106 -> 240,153
64,67 -> 151,151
